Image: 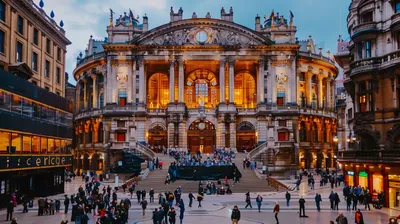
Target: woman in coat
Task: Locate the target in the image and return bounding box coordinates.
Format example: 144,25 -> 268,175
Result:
355,209 -> 364,224
231,205 -> 241,224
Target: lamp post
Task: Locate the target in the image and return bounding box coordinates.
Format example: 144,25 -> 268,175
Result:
333,136 -> 339,174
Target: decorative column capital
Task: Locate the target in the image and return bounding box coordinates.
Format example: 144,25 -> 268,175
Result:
90,75 -> 97,80
228,58 -> 235,66
258,58 -> 265,66
169,59 -> 175,67
177,58 -> 184,66
219,58 -> 226,65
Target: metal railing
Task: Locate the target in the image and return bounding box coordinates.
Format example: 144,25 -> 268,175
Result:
247,142 -> 268,160
338,150 -> 400,163
76,52 -> 106,67
133,142 -> 156,160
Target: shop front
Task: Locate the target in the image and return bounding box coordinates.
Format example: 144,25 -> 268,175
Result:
358,171 -> 368,188
346,171 -> 354,186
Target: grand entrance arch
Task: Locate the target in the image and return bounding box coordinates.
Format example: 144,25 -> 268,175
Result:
236,121 -> 256,152
187,120 -> 216,153
148,123 -> 167,148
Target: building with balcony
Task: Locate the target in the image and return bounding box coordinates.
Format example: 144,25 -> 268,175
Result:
335,0 -> 400,208
0,68 -> 73,207
0,0 -> 71,96
73,8 -> 338,174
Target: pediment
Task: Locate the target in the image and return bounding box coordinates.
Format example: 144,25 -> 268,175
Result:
133,19 -> 272,47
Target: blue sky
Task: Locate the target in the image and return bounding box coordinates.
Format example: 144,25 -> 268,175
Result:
35,0 -> 349,84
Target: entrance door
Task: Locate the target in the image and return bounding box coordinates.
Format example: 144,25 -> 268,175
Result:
187,120 -> 216,154
148,125 -> 167,150
236,122 -> 256,152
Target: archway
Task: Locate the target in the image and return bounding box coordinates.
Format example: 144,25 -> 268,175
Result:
234,72 -> 256,108
185,69 -> 218,108
187,120 -> 216,153
236,121 -> 256,152
147,73 -> 169,108
148,123 -> 167,150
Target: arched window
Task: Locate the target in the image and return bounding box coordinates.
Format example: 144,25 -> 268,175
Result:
195,79 -> 209,105
313,122 -> 318,142
311,75 -> 317,83
98,122 -> 103,143
300,121 -> 307,142
147,73 -> 169,108
234,72 -> 256,108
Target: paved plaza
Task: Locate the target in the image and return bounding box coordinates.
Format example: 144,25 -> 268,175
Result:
0,175 -> 398,224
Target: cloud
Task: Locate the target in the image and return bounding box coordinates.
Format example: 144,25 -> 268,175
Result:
33,0 -> 168,84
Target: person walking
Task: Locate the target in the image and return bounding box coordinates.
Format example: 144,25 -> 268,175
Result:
163,202 -> 170,224
315,193 -> 322,212
346,193 -> 352,211
273,201 -> 280,224
329,191 -> 335,210
256,195 -> 263,212
197,193 -> 203,208
336,213 -> 348,224
136,190 -> 142,203
352,193 -> 358,211
334,192 -> 340,211
231,205 -> 241,224
63,195 -> 69,214
299,196 -> 306,217
149,188 -> 155,203
6,200 -> 14,221
178,199 -> 185,224
355,209 -> 364,224
244,193 -> 252,209
50,200 -> 56,215
168,207 -> 176,224
285,191 -> 291,207
140,199 -> 148,216
188,191 -> 195,207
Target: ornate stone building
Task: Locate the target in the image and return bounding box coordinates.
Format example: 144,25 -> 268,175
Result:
73,8 -> 338,173
335,0 -> 400,208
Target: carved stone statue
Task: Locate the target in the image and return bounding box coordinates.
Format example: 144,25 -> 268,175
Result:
109,9 -> 115,26
229,7 -> 233,14
170,7 -> 174,14
206,12 -> 211,18
221,7 -> 226,14
192,12 -> 197,18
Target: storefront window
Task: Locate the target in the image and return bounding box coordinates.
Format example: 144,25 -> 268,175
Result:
347,171 -> 355,186
0,91 -> 11,111
11,95 -> 22,114
31,136 -> 40,153
33,103 -> 41,118
22,135 -> 31,154
22,99 -> 32,117
373,174 -> 384,192
0,132 -> 9,154
47,108 -> 56,122
54,139 -> 60,154
359,172 -> 368,188
66,140 -> 72,153
48,138 -> 54,154
40,137 -> 47,153
10,133 -> 21,153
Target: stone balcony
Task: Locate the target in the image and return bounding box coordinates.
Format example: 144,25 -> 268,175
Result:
392,13 -> 400,30
351,21 -> 377,38
350,49 -> 400,76
75,104 -> 137,120
338,150 -> 400,164
147,108 -> 167,116
110,141 -> 130,150
237,108 -> 256,115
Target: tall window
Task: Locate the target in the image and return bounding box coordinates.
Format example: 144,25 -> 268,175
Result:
16,41 -> 22,62
33,28 -> 39,45
115,132 -> 125,142
277,90 -> 285,106
361,11 -> 373,23
32,52 -> 38,72
396,2 -> 400,13
359,94 -> 367,112
0,131 -> 9,154
46,38 -> 51,54
118,89 -> 126,106
365,40 -> 372,58
196,80 -> 209,104
45,60 -> 50,78
357,43 -> 363,59
56,67 -> 60,83
17,16 -> 23,35
57,47 -> 61,61
299,72 -> 305,81
147,73 -> 169,108
234,72 -> 256,108
300,121 -> 307,142
0,29 -> 4,54
99,93 -> 104,108
0,1 -> 5,22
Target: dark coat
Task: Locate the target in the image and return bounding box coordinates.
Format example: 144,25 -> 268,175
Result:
231,209 -> 241,220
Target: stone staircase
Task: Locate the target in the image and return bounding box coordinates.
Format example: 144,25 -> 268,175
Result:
134,153 -> 276,194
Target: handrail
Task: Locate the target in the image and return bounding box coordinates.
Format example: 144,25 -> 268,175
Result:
247,142 -> 268,160
266,177 -> 293,191
134,142 -> 156,160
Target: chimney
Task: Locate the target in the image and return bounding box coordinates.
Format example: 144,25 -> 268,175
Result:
255,14 -> 261,31
143,14 -> 148,31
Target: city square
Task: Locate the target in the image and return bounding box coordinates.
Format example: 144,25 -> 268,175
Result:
0,0 -> 399,223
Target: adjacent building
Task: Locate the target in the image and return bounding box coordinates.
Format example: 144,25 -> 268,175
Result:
335,0 -> 400,208
73,8 -> 338,174
0,0 -> 72,207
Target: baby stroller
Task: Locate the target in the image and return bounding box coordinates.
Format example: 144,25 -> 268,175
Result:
372,198 -> 382,209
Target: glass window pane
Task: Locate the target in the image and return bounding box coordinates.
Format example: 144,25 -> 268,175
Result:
0,132 -> 9,154
22,135 -> 31,154
48,138 -> 54,154
66,140 -> 72,154
54,139 -> 60,154
11,95 -> 22,114
22,99 -> 32,117
0,90 -> 10,111
32,136 -> 40,154
33,103 -> 41,118
40,137 -> 47,154
11,133 -> 21,153
47,108 -> 55,122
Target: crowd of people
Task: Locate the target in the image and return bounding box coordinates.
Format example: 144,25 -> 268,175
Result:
168,148 -> 236,167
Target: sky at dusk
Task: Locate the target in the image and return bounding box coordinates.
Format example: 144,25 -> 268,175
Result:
34,0 -> 350,84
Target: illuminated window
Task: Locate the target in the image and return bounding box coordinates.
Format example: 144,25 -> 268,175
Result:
31,136 -> 40,153
22,135 -> 31,154
40,137 -> 47,153
0,132 -> 9,154
278,131 -> 288,141
359,94 -> 367,112
54,139 -> 60,153
195,79 -> 208,105
234,72 -> 256,108
11,133 -> 21,153
48,138 -> 54,153
147,73 -> 169,108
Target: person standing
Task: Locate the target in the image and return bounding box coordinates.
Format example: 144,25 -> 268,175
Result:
178,199 -> 185,224
168,207 -> 176,224
285,191 -> 291,207
298,196 -> 306,217
188,191 -> 195,207
334,192 -> 340,210
149,188 -> 155,203
256,195 -> 263,212
140,199 -> 148,216
64,195 -> 69,214
355,209 -> 364,224
231,205 -> 241,224
352,193 -> 358,210
273,201 -> 280,224
315,193 -> 322,212
329,191 -> 335,210
363,192 -> 370,211
136,190 -> 142,203
346,193 -> 352,211
6,200 -> 14,221
163,201 -> 170,224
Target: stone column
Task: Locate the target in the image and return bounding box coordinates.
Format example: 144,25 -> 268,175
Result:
132,60 -> 137,104
258,58 -> 265,103
307,73 -> 312,107
319,76 -> 323,108
91,75 -> 97,108
83,79 -> 87,109
169,59 -> 175,103
105,58 -> 111,104
217,121 -> 225,148
138,59 -> 145,104
327,79 -> 331,109
229,120 -> 236,149
178,59 -> 184,103
76,81 -> 80,112
219,58 -> 226,103
270,65 -> 276,103
179,121 -> 187,148
167,123 -> 175,148
228,59 -> 235,103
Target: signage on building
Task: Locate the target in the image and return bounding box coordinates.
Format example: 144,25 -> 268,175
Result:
347,171 -> 354,176
359,171 -> 368,177
0,155 -> 73,170
389,181 -> 400,189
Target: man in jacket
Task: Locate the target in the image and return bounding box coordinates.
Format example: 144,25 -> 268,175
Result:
285,191 -> 291,207
231,205 -> 240,224
136,190 -> 142,203
188,191 -> 195,207
315,193 -> 322,212
336,213 -> 348,224
38,198 -> 45,216
273,201 -> 280,224
329,191 -> 335,210
299,196 -> 306,217
163,201 -> 170,224
149,188 -> 155,203
334,192 -> 341,210
64,195 -> 70,214
6,200 -> 14,221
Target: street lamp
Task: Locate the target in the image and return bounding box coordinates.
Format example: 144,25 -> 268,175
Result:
333,136 -> 339,174
351,134 -> 356,141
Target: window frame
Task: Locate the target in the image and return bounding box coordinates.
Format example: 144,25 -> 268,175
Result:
45,60 -> 50,78
33,28 -> 39,46
56,67 -> 60,84
0,1 -> 5,22
365,40 -> 372,58
0,29 -> 4,54
46,38 -> 51,54
32,51 -> 38,72
17,15 -> 23,35
16,41 -> 23,62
